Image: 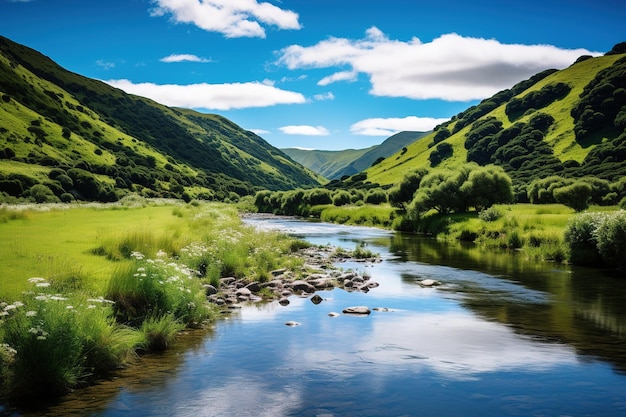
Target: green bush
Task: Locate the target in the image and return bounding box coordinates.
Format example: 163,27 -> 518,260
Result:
596,210 -> 626,271
364,189 -> 387,205
553,182 -> 592,212
563,212 -> 605,266
29,184 -> 59,203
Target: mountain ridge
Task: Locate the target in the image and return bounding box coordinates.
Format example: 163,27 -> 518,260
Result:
0,35 -> 322,202
282,131 -> 429,180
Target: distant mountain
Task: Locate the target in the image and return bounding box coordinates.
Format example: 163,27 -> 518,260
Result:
0,36 -> 321,203
364,44 -> 626,201
282,131 -> 428,180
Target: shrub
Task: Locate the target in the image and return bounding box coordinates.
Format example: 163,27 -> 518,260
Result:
332,190 -> 351,206
364,189 -> 387,205
563,212 -> 606,266
29,184 -> 59,203
596,210 -> 626,271
553,182 -> 592,212
479,207 -> 503,222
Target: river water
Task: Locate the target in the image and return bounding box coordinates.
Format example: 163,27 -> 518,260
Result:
5,216 -> 626,416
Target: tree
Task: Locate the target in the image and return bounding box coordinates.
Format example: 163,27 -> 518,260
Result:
553,182 -> 592,212
460,166 -> 513,210
388,168 -> 428,209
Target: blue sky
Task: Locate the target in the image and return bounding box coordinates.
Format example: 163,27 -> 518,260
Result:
2,0 -> 625,150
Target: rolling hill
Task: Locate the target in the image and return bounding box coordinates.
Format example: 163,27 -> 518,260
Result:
364,43 -> 626,201
0,36 -> 322,203
282,131 -> 429,180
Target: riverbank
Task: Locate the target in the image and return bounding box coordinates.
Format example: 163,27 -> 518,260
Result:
0,199 -> 383,405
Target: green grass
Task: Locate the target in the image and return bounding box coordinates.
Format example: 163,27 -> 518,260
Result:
0,199 -> 310,400
319,204 -> 398,228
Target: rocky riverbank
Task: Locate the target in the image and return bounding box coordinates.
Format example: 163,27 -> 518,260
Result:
205,244 -> 381,308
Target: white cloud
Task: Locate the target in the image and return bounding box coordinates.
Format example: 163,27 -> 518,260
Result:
278,29 -> 601,101
313,92 -> 334,101
104,79 -> 306,110
249,128 -> 270,135
96,60 -> 115,70
351,116 -> 449,136
318,70 -> 358,86
160,53 -> 212,63
150,0 -> 301,38
279,125 -> 330,136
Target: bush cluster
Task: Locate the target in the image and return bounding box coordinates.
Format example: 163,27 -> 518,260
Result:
564,210 -> 626,270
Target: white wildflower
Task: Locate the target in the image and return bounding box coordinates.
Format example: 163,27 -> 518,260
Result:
36,282 -> 51,288
156,250 -> 167,258
26,311 -> 37,317
27,277 -> 46,283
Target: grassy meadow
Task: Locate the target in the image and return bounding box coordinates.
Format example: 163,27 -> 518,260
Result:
0,197 -> 307,400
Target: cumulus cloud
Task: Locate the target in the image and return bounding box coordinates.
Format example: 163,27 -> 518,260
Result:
150,0 -> 301,38
278,29 -> 600,101
160,53 -> 213,63
351,116 -> 449,136
104,79 -> 306,110
318,70 -> 358,86
313,92 -> 334,101
279,125 -> 330,136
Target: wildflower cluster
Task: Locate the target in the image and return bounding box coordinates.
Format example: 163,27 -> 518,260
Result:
0,277 -> 141,399
107,250 -> 213,327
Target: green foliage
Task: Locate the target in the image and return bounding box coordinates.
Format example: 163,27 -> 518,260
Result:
332,190 -> 351,206
106,254 -> 211,327
388,168 -> 428,209
140,314 -> 184,352
596,210 -> 626,271
28,184 -> 58,203
429,142 -> 453,166
571,56 -> 626,140
0,282 -> 142,401
505,82 -> 572,119
408,164 -> 513,216
478,206 -> 503,222
563,212 -> 605,266
364,188 -> 387,205
553,182 -> 592,212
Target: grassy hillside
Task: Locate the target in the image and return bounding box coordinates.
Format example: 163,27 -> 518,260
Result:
282,130 -> 428,180
366,49 -> 626,200
281,147 -> 373,180
0,36 -> 321,203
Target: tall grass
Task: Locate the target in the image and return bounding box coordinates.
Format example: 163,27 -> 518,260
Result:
0,279 -> 142,400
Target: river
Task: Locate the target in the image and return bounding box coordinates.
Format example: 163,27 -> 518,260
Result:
4,215 -> 626,416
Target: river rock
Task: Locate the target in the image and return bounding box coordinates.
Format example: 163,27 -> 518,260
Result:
278,298 -> 290,306
290,280 -> 316,293
420,279 -> 440,287
245,282 -> 261,293
285,321 -> 301,326
328,312 -> 340,317
235,287 -> 252,297
342,306 -> 371,315
271,268 -> 287,277
203,284 -> 218,295
310,294 -> 323,305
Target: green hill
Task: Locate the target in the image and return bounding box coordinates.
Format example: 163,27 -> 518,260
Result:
281,147 -> 373,180
0,36 -> 321,203
365,45 -> 626,201
282,131 -> 428,180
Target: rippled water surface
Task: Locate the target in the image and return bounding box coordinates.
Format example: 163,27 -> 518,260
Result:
6,216 -> 626,416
